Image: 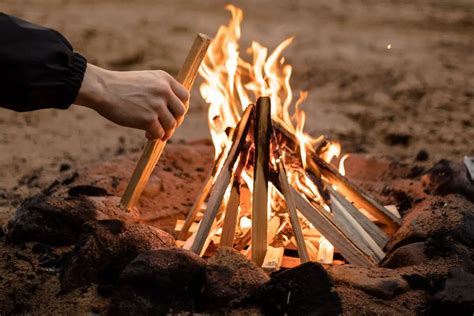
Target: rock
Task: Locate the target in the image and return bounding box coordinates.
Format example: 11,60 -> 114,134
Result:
60,220 -> 174,292
261,262 -> 341,315
386,218 -> 427,251
109,248 -> 206,315
328,265 -> 410,300
385,132 -> 411,146
416,149 -> 429,161
6,194 -> 103,245
451,210 -> 474,248
429,267 -> 474,314
381,242 -> 427,268
422,159 -> 474,202
202,247 -> 269,310
68,185 -> 109,197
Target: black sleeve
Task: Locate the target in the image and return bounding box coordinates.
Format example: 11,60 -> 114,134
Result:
0,13 -> 87,112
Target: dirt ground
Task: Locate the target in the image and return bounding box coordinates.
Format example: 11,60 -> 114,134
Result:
1,0 -> 473,225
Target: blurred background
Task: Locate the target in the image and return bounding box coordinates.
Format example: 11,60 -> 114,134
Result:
1,0 -> 473,224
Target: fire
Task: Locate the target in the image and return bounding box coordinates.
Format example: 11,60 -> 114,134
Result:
198,5 -> 350,264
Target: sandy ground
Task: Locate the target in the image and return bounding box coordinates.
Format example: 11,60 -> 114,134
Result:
1,0 -> 473,225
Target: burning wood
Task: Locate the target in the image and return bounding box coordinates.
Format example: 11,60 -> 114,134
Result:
135,5 -> 401,269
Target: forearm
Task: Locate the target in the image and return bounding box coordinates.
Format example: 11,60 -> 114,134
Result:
0,13 -> 86,112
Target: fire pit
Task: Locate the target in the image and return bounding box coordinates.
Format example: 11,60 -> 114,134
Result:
1,4 -> 473,316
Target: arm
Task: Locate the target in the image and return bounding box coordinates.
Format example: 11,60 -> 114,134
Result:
0,13 -> 189,140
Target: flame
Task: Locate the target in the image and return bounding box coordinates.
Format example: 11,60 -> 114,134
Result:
198,5 -> 346,265
199,5 -> 318,159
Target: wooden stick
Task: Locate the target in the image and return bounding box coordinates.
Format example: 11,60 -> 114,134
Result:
310,155 -> 401,232
262,246 -> 284,272
328,188 -> 385,262
220,180 -> 240,247
277,160 -> 310,263
120,34 -> 212,210
268,173 -> 377,267
252,97 -> 272,266
190,105 -> 254,255
327,186 -> 388,249
177,149 -> 226,240
271,118 -> 401,231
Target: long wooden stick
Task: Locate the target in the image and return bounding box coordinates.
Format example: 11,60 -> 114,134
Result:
120,34 -> 212,210
220,180 -> 240,247
190,105 -> 254,255
277,160 -> 310,263
327,186 -> 388,249
271,118 -> 401,231
252,97 -> 272,266
177,149 -> 226,240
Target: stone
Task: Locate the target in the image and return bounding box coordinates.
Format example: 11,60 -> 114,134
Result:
451,210 -> 474,248
415,149 -> 429,161
422,159 -> 474,202
68,185 -> 109,197
328,265 -> 410,300
429,267 -> 474,314
6,194 -> 103,245
109,248 -> 206,315
381,242 -> 427,268
60,220 -> 174,292
385,218 -> 427,251
261,262 -> 342,315
202,247 -> 269,310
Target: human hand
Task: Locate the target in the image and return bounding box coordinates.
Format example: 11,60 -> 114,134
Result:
75,64 -> 189,141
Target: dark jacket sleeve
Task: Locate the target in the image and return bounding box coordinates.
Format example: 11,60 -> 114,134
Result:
0,13 -> 87,112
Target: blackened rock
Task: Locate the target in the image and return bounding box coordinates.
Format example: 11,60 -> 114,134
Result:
381,242 -> 427,268
109,248 -> 206,315
429,267 -> 474,314
60,220 -> 174,292
203,247 -> 269,310
328,265 -> 409,300
261,262 -> 341,315
422,159 -> 474,202
6,194 -> 100,245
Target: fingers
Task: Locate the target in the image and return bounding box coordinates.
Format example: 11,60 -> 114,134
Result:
168,94 -> 187,127
146,120 -> 165,140
169,78 -> 190,104
157,103 -> 177,141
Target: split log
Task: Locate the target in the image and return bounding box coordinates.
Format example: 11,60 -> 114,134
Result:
328,187 -> 385,262
310,155 -> 401,232
190,105 -> 254,255
277,160 -> 309,263
120,34 -> 212,210
252,97 -> 272,266
271,173 -> 378,266
220,180 -> 240,247
327,186 -> 388,250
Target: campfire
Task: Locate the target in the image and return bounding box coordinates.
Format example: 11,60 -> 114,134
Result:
122,5 -> 402,269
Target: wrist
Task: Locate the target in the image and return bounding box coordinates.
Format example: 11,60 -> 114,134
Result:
75,63 -> 109,111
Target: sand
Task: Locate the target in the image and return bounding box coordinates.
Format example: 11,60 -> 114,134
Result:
1,0 -> 473,225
